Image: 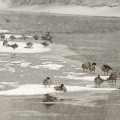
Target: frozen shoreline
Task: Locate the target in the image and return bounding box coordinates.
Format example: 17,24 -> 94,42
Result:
2,5 -> 120,17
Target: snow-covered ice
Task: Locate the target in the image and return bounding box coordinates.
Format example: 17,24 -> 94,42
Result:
20,62 -> 32,67
58,72 -> 109,81
5,34 -> 32,39
0,41 -> 51,53
11,60 -> 25,64
0,30 -> 9,33
0,84 -> 117,96
31,63 -> 64,70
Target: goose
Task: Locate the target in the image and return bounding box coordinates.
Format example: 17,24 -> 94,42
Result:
41,42 -> 49,47
94,75 -> 104,87
107,72 -> 119,85
82,62 -> 91,71
54,84 -> 67,92
42,77 -> 52,87
42,94 -> 57,102
101,64 -> 113,75
9,43 -> 18,50
25,41 -> 33,49
3,40 -> 9,47
89,63 -> 96,74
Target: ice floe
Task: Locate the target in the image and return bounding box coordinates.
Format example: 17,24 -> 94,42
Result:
0,41 -> 51,53
57,72 -> 109,81
30,62 -> 64,70
31,63 -> 64,70
0,84 -> 117,96
11,60 -> 24,64
0,60 -> 9,63
0,82 -> 18,89
5,34 -> 32,39
20,62 -> 32,67
0,30 -> 9,33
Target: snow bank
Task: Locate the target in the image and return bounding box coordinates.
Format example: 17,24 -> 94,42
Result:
0,84 -> 117,96
4,5 -> 120,17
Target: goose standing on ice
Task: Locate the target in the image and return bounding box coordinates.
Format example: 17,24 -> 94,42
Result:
89,63 -> 96,74
42,77 -> 52,87
101,64 -> 113,75
94,75 -> 104,88
107,72 -> 119,85
82,62 -> 91,71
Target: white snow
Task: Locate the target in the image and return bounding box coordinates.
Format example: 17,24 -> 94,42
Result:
0,60 -> 9,63
30,65 -> 40,69
0,84 -> 117,96
75,68 -> 83,70
42,62 -> 53,65
40,59 -> 48,61
30,62 -> 64,70
81,76 -> 109,81
31,63 -> 64,70
0,30 -> 9,33
0,41 -> 51,53
58,72 -> 109,81
0,82 -> 18,86
20,62 -> 31,67
11,60 -> 24,64
5,34 -> 32,39
0,82 -> 18,88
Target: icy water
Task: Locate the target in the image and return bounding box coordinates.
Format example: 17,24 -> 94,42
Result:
0,11 -> 119,120
0,31 -> 119,120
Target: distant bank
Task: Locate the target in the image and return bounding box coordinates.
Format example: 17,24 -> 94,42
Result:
2,5 -> 120,17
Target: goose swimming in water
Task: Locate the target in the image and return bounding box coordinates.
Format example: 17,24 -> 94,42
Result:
42,94 -> 57,102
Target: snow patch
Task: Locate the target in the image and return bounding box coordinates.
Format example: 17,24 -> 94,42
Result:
0,84 -> 117,96
11,60 -> 24,64
58,72 -> 109,81
19,62 -> 31,67
0,41 -> 51,53
0,30 -> 9,33
31,63 -> 64,70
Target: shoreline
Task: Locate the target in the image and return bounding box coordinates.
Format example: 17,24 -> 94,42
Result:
1,5 -> 120,18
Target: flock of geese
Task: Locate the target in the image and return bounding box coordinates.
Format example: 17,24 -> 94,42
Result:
42,62 -> 120,102
1,32 -> 119,102
42,77 -> 67,102
2,39 -> 49,50
82,62 -> 120,87
0,32 -> 52,49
